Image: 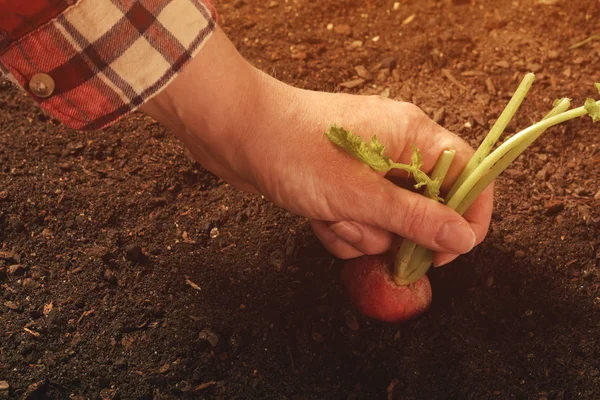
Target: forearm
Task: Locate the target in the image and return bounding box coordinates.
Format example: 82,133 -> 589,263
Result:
140,27 -> 287,183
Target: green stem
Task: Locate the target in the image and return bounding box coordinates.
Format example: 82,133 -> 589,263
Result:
446,73 -> 535,200
394,149 -> 455,285
396,98 -> 597,285
447,102 -> 592,211
455,98 -> 572,215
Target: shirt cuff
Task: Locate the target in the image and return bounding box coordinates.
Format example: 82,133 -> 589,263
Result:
0,0 -> 216,130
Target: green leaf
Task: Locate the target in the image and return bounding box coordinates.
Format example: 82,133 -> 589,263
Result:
324,125 -> 394,172
324,125 -> 443,200
584,98 -> 600,122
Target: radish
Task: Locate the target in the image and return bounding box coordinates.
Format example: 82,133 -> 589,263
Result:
341,255 -> 431,322
327,75 -> 600,322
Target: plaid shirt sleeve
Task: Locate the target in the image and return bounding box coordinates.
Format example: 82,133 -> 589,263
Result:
0,0 -> 216,130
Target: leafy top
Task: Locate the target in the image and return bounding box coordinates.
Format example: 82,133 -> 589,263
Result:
585,99 -> 600,123
325,125 -> 442,200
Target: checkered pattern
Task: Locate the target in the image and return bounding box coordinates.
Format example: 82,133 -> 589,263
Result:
0,0 -> 216,130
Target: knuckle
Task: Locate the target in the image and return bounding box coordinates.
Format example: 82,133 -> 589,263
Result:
398,197 -> 430,236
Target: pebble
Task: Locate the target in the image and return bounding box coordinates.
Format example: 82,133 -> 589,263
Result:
393,2 -> 400,10
199,328 -> 219,347
0,381 -> 8,390
103,269 -> 117,284
333,24 -> 352,36
125,244 -> 145,262
210,227 -> 220,239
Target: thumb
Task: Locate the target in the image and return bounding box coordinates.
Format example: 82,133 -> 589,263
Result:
340,177 -> 476,254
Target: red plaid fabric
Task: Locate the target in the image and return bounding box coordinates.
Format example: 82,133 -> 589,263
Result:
0,0 -> 216,130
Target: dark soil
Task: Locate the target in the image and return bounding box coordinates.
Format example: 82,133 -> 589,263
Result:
1,0 -> 600,399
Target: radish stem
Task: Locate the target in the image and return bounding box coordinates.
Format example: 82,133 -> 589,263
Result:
455,98 -> 571,215
394,149 -> 455,285
446,73 -> 535,200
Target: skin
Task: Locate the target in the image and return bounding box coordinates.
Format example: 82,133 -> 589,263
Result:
140,26 -> 494,268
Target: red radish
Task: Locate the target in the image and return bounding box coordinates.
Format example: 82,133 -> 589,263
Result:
341,255 -> 432,323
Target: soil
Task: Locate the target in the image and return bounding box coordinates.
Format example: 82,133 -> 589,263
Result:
1,0 -> 600,399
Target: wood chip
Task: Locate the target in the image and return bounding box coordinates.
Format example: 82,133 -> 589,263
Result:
4,301 -> 19,310
77,309 -> 95,323
192,381 -> 217,392
43,302 -> 53,316
185,276 -> 201,291
339,78 -> 365,89
402,14 -> 415,25
24,327 -> 40,337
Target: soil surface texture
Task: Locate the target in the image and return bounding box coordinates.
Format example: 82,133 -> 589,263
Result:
1,0 -> 600,399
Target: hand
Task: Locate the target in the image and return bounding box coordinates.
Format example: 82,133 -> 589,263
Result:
141,27 -> 493,267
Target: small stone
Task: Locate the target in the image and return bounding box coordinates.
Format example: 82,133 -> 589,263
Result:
339,78 -> 365,89
199,328 -> 219,347
209,227 -> 220,239
393,2 -> 400,10
326,23 -> 333,31
354,65 -> 372,80
7,264 -> 25,276
0,381 -> 8,390
125,244 -> 145,262
350,40 -> 363,48
103,269 -> 117,284
333,24 -> 352,36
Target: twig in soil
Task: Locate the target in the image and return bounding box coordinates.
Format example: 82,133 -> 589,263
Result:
569,34 -> 600,50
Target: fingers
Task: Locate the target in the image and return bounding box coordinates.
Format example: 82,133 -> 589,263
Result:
310,219 -> 393,259
384,103 -> 476,192
461,183 -> 494,246
335,177 -> 477,255
432,184 -> 495,267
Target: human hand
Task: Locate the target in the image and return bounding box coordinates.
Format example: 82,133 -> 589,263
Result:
141,27 -> 493,267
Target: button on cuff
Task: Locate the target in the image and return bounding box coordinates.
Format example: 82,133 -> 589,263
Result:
29,73 -> 55,98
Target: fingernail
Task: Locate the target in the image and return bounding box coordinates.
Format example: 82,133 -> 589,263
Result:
329,221 -> 363,244
434,253 -> 460,268
434,221 -> 476,254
